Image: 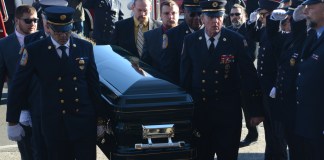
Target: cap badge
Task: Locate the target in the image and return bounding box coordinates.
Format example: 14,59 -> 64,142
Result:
60,15 -> 66,21
212,2 -> 218,8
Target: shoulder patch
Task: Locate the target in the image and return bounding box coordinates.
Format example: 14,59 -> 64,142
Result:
20,49 -> 28,66
162,34 -> 168,49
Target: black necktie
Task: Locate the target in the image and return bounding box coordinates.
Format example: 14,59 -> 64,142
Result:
58,46 -> 68,62
209,37 -> 215,54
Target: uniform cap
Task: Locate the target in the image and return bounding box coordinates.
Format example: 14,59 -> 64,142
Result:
182,0 -> 202,12
44,6 -> 74,32
39,0 -> 68,11
258,0 -> 281,11
302,0 -> 324,5
200,0 -> 227,17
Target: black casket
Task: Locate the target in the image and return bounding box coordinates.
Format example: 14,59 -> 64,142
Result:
94,45 -> 196,160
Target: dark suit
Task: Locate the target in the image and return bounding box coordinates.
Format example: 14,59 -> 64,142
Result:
6,36 -> 103,160
161,22 -> 194,84
110,17 -> 162,58
295,28 -> 324,160
180,28 -> 263,160
24,30 -> 47,45
0,33 -> 34,160
141,26 -> 164,71
83,0 -> 123,45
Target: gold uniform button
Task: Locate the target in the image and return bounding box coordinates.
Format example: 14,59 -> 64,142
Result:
58,77 -> 62,81
215,90 -> 218,93
75,109 -> 79,112
202,89 -> 205,92
60,100 -> 64,104
297,101 -> 299,104
75,87 -> 78,91
215,70 -> 219,74
215,81 -> 219,84
62,110 -> 66,114
73,77 -> 77,81
202,80 -> 206,83
75,99 -> 79,102
298,73 -> 301,76
202,97 -> 206,101
202,70 -> 206,74
59,89 -> 63,93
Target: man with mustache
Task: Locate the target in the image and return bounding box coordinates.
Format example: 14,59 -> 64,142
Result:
227,4 -> 259,148
141,0 -> 179,71
110,0 -> 161,58
294,0 -> 324,159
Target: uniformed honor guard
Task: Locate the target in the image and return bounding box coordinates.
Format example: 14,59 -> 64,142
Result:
6,6 -> 104,160
160,0 -> 203,84
180,0 -> 264,159
295,0 -> 324,159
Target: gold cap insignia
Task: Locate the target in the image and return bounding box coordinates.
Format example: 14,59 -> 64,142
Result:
60,15 -> 66,21
212,2 -> 218,8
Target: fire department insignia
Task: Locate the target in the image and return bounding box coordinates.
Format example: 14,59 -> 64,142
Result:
162,34 -> 168,49
212,2 -> 218,7
60,15 -> 66,21
20,49 -> 28,66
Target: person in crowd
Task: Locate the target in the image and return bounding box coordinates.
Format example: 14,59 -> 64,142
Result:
110,0 -> 161,58
247,0 -> 289,159
141,0 -> 179,71
83,0 -> 123,45
0,5 -> 38,160
180,0 -> 264,159
160,0 -> 203,84
227,3 -> 259,148
67,0 -> 85,34
6,6 -> 105,160
294,0 -> 324,159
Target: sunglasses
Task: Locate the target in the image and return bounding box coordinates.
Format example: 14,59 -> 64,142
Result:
189,12 -> 202,17
21,18 -> 38,24
230,13 -> 241,17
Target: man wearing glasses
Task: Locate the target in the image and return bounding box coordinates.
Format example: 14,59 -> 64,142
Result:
6,6 -> 105,160
0,5 -> 38,160
227,4 -> 259,148
160,0 -> 204,85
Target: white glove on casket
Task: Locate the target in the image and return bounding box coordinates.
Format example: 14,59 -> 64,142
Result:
293,5 -> 307,22
7,124 -> 25,141
270,9 -> 288,21
269,87 -> 276,98
249,11 -> 260,24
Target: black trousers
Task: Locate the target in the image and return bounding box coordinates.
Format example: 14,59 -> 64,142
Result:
31,116 -> 47,160
295,135 -> 324,160
263,95 -> 288,160
18,124 -> 34,160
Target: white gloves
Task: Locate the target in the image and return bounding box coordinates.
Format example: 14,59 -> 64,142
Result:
269,87 -> 276,98
293,5 -> 307,22
249,11 -> 260,24
19,110 -> 32,127
7,124 -> 25,141
270,9 -> 288,21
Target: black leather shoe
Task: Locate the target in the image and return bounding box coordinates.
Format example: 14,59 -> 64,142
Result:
239,135 -> 258,147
